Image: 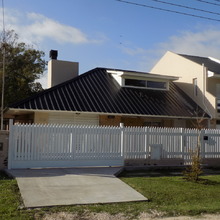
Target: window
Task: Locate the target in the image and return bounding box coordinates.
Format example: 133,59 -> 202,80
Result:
217,99 -> 220,113
193,78 -> 198,96
124,78 -> 167,90
147,81 -> 166,89
125,79 -> 146,87
216,84 -> 220,113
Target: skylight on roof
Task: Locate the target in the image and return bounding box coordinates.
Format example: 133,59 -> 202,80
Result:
124,78 -> 168,90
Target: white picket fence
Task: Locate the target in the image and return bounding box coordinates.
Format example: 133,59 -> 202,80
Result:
8,122 -> 220,169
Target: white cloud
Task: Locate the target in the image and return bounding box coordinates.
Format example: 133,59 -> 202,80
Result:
122,26 -> 220,72
26,13 -> 89,44
0,9 -> 104,46
35,72 -> 48,89
158,27 -> 220,59
122,46 -> 147,56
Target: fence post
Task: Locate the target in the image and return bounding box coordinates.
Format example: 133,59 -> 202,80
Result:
120,123 -> 124,158
8,119 -> 14,170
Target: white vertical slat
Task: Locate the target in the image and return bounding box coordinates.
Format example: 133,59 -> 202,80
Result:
30,124 -> 34,160
34,124 -> 39,160
14,125 -> 20,161
34,124 -> 39,161
21,125 -> 24,160
71,125 -> 75,159
120,124 -> 124,158
8,119 -> 14,169
75,125 -> 79,158
17,125 -> 21,160
104,126 -> 108,159
26,124 -> 31,160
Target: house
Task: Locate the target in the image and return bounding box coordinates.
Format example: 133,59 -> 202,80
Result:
5,51 -> 209,128
151,51 -> 220,129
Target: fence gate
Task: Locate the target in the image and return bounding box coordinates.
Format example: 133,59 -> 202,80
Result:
8,123 -> 220,169
8,123 -> 124,169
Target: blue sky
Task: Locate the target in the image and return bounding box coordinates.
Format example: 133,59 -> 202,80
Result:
1,0 -> 220,88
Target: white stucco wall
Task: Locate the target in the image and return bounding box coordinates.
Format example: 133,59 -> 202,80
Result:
34,111 -> 99,125
150,51 -> 216,119
48,59 -> 79,88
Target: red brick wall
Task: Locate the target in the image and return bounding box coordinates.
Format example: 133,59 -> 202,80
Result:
99,115 -> 122,126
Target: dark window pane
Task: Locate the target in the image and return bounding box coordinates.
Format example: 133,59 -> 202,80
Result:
147,81 -> 166,89
125,79 -> 146,87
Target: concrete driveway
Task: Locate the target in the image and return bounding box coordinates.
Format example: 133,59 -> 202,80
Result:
7,167 -> 147,208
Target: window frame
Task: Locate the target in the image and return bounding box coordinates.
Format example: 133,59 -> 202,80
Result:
193,78 -> 198,96
123,78 -> 168,91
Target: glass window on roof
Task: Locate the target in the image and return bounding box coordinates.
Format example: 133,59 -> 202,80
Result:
147,81 -> 166,89
125,79 -> 146,87
124,78 -> 167,90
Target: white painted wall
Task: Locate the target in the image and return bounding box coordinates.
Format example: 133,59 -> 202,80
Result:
151,51 -> 216,119
48,59 -> 79,88
48,112 -> 99,125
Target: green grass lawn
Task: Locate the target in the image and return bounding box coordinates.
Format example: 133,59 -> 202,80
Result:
1,170 -> 220,219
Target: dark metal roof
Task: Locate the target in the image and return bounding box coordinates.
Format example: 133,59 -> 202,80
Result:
179,54 -> 220,74
9,67 -> 209,118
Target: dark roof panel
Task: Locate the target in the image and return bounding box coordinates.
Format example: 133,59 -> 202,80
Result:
179,54 -> 220,74
9,68 -> 209,118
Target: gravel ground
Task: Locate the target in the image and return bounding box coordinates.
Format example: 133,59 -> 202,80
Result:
41,212 -> 220,220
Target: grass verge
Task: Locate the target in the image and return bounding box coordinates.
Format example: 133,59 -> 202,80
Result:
1,170 -> 220,219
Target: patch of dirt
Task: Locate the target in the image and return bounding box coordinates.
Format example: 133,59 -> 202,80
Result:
42,211 -> 128,220
41,212 -> 220,220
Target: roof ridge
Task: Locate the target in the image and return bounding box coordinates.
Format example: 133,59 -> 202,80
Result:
178,53 -> 209,59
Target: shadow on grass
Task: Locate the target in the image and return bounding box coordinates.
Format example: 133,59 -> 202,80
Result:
0,171 -> 12,180
120,170 -> 220,186
118,170 -> 183,178
192,178 -> 220,186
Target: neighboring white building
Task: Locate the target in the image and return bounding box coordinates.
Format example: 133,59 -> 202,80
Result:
151,51 -> 220,128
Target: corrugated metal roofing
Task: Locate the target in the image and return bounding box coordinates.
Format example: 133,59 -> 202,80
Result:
9,68 -> 209,118
179,54 -> 220,74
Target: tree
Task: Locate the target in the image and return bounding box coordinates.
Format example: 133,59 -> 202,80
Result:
183,108 -> 206,182
0,30 -> 46,107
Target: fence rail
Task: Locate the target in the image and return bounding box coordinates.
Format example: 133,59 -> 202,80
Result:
8,122 -> 220,169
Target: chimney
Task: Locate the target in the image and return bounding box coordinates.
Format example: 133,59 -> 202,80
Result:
50,50 -> 58,60
48,50 -> 79,88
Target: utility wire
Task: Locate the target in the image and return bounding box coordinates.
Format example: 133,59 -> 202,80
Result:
213,0 -> 220,2
194,0 -> 220,7
116,0 -> 220,22
1,0 -> 5,130
148,0 -> 220,16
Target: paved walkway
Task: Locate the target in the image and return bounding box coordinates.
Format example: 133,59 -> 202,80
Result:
7,167 -> 147,208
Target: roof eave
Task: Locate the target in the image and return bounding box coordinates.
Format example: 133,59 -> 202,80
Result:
6,108 -> 210,120
207,71 -> 220,78
107,69 -> 179,81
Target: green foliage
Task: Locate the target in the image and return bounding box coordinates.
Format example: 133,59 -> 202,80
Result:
0,30 -> 46,107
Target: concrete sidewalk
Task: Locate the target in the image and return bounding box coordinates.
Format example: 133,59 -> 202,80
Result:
7,167 -> 147,208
